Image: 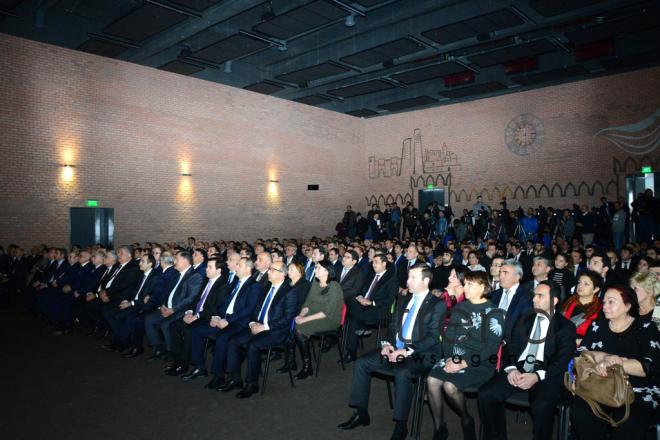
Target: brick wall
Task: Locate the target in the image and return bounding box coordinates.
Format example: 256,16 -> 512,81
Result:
364,66 -> 660,216
0,35 -> 365,249
2,33 -> 660,250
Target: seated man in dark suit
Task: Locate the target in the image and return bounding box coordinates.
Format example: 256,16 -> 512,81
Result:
38,250 -> 90,324
35,251 -> 81,319
478,280 -> 577,440
82,245 -> 142,340
24,248 -> 70,313
185,257 -> 261,387
100,254 -> 160,351
0,247 -> 31,307
118,252 -> 178,358
341,253 -> 399,363
164,257 -> 230,376
220,261 -> 298,398
143,251 -> 203,361
588,251 -> 625,299
192,249 -> 208,277
50,250 -> 106,334
338,265 -> 446,440
490,259 -> 534,340
396,245 -> 419,294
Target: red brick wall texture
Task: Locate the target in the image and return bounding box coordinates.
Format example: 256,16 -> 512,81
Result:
1,34 -> 660,249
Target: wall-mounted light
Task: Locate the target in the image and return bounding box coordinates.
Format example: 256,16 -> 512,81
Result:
269,180 -> 279,183
181,173 -> 192,176
61,164 -> 75,180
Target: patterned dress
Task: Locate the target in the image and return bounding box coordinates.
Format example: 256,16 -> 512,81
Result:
429,300 -> 505,390
579,317 -> 660,409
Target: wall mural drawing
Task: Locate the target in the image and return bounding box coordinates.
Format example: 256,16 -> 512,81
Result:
594,107 -> 660,155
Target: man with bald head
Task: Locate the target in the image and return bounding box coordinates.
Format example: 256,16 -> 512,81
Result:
220,261 -> 298,398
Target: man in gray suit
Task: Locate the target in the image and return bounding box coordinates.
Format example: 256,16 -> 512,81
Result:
143,251 -> 203,361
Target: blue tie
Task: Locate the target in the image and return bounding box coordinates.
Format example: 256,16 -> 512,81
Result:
258,287 -> 276,323
306,265 -> 315,281
229,280 -> 242,301
397,296 -> 419,349
228,272 -> 235,284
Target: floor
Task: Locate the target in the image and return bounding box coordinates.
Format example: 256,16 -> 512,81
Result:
0,299 -> 545,440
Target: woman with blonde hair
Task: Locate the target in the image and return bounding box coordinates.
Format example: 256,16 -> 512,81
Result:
629,271 -> 660,325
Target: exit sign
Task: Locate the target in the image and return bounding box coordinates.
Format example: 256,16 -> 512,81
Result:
642,166 -> 652,173
86,200 -> 98,207
428,185 -> 434,189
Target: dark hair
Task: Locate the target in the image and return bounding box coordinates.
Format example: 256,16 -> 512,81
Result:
344,250 -> 358,262
207,257 -> 223,271
270,249 -> 284,260
242,248 -> 254,258
590,251 -> 611,270
313,246 -> 327,258
451,264 -> 470,284
604,284 -> 640,317
467,250 -> 481,264
538,279 -> 561,301
635,256 -> 655,272
463,271 -> 493,299
316,260 -> 338,282
373,253 -> 388,265
410,262 -> 433,285
188,237 -> 195,241
194,248 -> 208,262
578,270 -> 603,294
178,251 -> 193,266
57,248 -> 68,258
144,254 -> 156,268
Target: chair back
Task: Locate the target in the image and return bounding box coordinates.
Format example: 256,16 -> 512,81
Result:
340,303 -> 347,326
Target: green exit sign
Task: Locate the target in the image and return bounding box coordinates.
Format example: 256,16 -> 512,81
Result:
86,200 -> 98,207
642,166 -> 652,173
428,185 -> 434,189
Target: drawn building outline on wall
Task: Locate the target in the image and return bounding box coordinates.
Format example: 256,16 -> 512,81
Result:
368,129 -> 462,179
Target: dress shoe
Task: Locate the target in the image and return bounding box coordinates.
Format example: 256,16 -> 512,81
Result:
461,415 -> 476,440
182,368 -> 208,380
235,383 -> 259,399
337,412 -> 370,430
163,353 -> 177,363
321,339 -> 337,353
165,362 -> 180,372
121,347 -> 144,358
146,350 -> 167,362
96,329 -> 111,340
363,330 -> 372,336
52,327 -> 72,336
354,329 -> 365,336
101,342 -> 119,352
390,426 -> 408,440
268,351 -> 282,361
218,379 -> 243,393
338,353 -> 357,364
205,375 -> 225,390
432,423 -> 449,440
166,365 -> 188,376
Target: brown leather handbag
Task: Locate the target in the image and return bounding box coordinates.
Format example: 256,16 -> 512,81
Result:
564,350 -> 635,427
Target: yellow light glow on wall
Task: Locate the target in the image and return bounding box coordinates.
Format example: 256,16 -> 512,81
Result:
181,161 -> 190,175
62,165 -> 74,181
269,182 -> 278,196
179,177 -> 193,198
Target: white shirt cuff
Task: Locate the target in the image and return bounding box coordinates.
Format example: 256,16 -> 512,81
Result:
504,366 -> 516,372
185,310 -> 192,315
536,370 -> 546,380
264,323 -> 270,330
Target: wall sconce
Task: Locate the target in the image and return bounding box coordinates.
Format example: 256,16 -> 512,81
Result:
61,164 -> 75,180
181,173 -> 192,176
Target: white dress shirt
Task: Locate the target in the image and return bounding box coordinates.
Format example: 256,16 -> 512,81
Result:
130,269 -> 151,305
505,313 -> 551,380
187,274 -> 220,317
498,283 -> 520,312
251,281 -> 284,330
167,266 -> 190,308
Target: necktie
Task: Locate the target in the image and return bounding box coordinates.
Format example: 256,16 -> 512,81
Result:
229,280 -> 242,301
365,274 -> 380,299
256,272 -> 263,282
524,316 -> 545,372
134,274 -> 147,300
397,295 -> 419,349
307,265 -> 315,281
228,272 -> 235,284
259,287 -> 276,323
195,280 -> 213,315
340,268 -> 347,281
500,290 -> 510,311
110,264 -> 123,279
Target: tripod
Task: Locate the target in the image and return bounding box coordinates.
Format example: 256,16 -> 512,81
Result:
514,221 -> 528,242
553,222 -> 565,240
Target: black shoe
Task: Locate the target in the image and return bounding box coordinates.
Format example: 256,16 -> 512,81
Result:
461,416 -> 476,440
85,327 -> 99,337
337,412 -> 370,430
236,383 -> 259,399
294,338 -> 313,380
146,350 -> 167,362
101,342 -> 119,352
166,365 -> 188,376
205,375 -> 225,390
163,353 -> 177,363
165,362 -> 180,372
432,423 -> 449,440
355,329 -> 365,336
182,368 -> 208,380
96,329 -> 111,340
121,347 -> 144,358
390,426 -> 408,440
338,353 -> 357,364
218,379 -> 243,393
268,351 -> 282,361
276,342 -> 297,373
321,339 -> 337,353
363,330 -> 372,336
52,327 -> 72,336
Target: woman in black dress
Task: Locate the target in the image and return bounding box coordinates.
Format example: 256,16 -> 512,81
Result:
427,271 -> 505,440
571,285 -> 660,440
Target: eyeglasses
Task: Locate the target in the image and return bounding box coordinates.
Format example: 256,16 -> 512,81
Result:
268,267 -> 285,273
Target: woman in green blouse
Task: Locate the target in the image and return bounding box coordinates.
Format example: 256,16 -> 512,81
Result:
292,260 -> 344,380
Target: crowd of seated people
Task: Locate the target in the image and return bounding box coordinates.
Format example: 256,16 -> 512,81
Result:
1,195 -> 660,440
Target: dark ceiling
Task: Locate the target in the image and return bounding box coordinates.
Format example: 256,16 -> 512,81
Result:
2,0 -> 659,117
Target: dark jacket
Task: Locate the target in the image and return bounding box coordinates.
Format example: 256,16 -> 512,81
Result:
389,292 -> 446,357
360,269 -> 399,309
74,264 -> 106,294
128,270 -> 160,306
339,266 -> 366,299
218,276 -> 261,326
490,285 -> 534,340
249,282 -> 299,336
161,266 -> 203,312
105,262 -> 142,302
143,265 -> 177,312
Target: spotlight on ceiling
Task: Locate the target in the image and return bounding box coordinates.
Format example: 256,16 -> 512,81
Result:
261,2 -> 275,22
179,44 -> 192,57
345,14 -> 355,27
